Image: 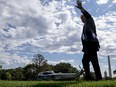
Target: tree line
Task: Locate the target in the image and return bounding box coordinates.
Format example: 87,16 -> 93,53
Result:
0,54 -> 78,80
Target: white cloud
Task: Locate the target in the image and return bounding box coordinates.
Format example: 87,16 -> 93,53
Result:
112,0 -> 116,3
0,0 -> 81,68
0,53 -> 31,69
60,59 -> 74,63
95,11 -> 116,58
0,0 -> 116,69
96,0 -> 109,4
48,59 -> 74,65
0,0 -> 82,55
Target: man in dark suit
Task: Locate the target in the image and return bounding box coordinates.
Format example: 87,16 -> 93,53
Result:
76,0 -> 102,81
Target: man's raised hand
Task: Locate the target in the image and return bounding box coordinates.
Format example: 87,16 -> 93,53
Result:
76,0 -> 83,9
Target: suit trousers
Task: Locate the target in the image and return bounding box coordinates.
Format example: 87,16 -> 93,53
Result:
82,51 -> 102,80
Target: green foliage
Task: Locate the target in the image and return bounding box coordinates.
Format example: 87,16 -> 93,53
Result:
0,68 -> 24,80
0,54 -> 79,81
5,72 -> 12,80
32,54 -> 48,77
32,54 -> 47,68
1,70 -> 7,80
10,69 -> 24,80
24,64 -> 37,80
54,62 -> 78,73
113,70 -> 116,74
0,69 -> 2,80
0,65 -> 2,70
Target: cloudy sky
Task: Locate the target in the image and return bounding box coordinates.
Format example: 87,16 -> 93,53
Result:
0,0 -> 116,77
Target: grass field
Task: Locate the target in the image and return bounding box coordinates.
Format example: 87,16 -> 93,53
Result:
0,80 -> 116,87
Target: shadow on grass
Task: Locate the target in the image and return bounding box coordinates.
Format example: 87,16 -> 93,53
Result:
33,81 -> 77,87
102,84 -> 114,87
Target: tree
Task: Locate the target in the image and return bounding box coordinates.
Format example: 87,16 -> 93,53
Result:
82,72 -> 95,80
104,71 -> 107,78
24,64 -> 37,80
41,63 -> 52,71
24,63 -> 52,80
10,69 -> 24,80
53,62 -> 78,73
32,54 -> 48,79
1,70 -> 6,80
0,65 -> 2,80
32,54 -> 47,67
5,72 -> 12,80
0,70 -> 12,80
113,70 -> 116,74
0,65 -> 2,70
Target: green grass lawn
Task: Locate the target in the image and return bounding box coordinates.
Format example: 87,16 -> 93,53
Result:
0,80 -> 116,87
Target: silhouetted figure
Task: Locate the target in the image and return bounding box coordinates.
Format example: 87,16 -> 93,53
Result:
76,0 -> 102,81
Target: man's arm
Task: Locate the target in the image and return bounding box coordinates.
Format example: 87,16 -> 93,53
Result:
76,0 -> 91,19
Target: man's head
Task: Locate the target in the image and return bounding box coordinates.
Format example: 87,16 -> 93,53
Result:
81,15 -> 86,23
